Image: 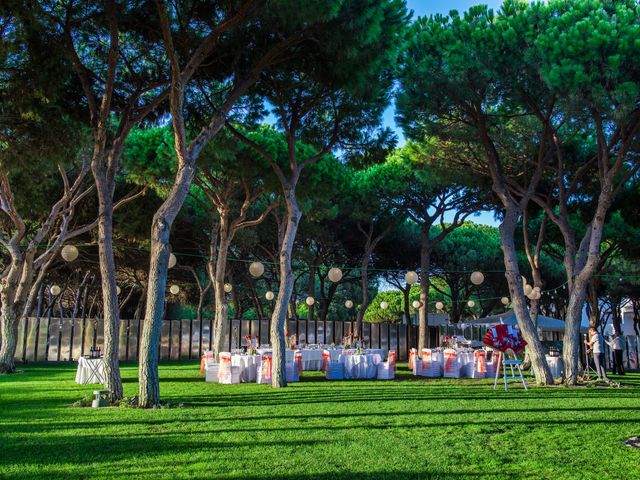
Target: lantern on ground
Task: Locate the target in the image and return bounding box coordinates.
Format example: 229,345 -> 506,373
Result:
50,285 -> 61,296
380,301 -> 389,310
306,296 -> 315,306
61,245 -> 79,262
249,261 -> 264,278
345,300 -> 354,309
467,300 -> 475,308
501,296 -> 510,305
224,283 -> 233,293
412,300 -> 421,309
435,301 -> 444,311
328,268 -> 343,283
168,253 -> 177,269
265,291 -> 275,301
169,284 -> 180,295
405,271 -> 419,285
470,271 -> 484,285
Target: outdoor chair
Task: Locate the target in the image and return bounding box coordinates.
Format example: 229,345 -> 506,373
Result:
218,352 -> 241,384
201,351 -> 220,383
376,350 -> 396,380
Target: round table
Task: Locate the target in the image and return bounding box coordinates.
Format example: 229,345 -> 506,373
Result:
338,353 -> 382,379
75,357 -> 105,384
231,354 -> 260,382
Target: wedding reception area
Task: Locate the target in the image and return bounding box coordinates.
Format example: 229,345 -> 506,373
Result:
2,0 -> 640,479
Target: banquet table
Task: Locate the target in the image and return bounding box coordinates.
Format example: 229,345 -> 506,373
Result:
338,353 -> 382,379
75,357 -> 104,384
231,354 -> 260,382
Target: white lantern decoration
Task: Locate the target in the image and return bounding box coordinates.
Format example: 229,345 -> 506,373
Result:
524,284 -> 533,296
345,300 -> 354,309
501,296 -> 510,305
412,300 -> 421,309
265,291 -> 275,301
116,286 -> 121,295
327,267 -> 343,283
467,300 -> 475,308
224,283 -> 233,293
61,245 -> 79,262
435,301 -> 444,310
169,284 -> 180,295
470,271 -> 484,285
380,301 -> 389,310
50,285 -> 61,296
305,296 -> 315,306
249,261 -> 264,278
405,271 -> 419,285
168,253 -> 177,269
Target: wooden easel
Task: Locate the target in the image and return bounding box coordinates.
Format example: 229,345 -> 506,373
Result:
493,350 -> 528,391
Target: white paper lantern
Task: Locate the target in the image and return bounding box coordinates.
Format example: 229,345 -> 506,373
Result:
328,267 -> 343,283
470,271 -> 484,285
224,283 -> 233,293
116,286 -> 121,295
249,261 -> 264,278
50,285 -> 61,296
524,284 -> 533,296
380,301 -> 389,310
501,296 -> 510,305
169,284 -> 180,295
467,300 -> 475,308
61,245 -> 79,262
265,291 -> 275,301
345,300 -> 354,309
412,300 -> 421,309
305,296 -> 315,306
168,253 -> 177,269
405,271 -> 419,285
435,301 -> 444,310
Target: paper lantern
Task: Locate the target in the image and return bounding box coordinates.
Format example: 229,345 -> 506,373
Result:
50,285 -> 61,296
305,296 -> 315,306
61,245 -> 79,262
345,300 -> 354,309
168,253 -> 177,269
470,271 -> 484,285
249,261 -> 264,278
265,291 -> 275,301
524,284 -> 533,296
501,296 -> 510,305
435,301 -> 444,310
405,271 -> 419,285
224,283 -> 233,293
467,300 -> 475,308
412,300 -> 421,309
169,284 -> 180,295
380,301 -> 389,310
328,267 -> 343,283
116,286 -> 121,295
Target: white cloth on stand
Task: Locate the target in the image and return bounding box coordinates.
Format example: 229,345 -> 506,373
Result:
231,354 -> 260,382
339,353 -> 382,379
75,358 -> 104,384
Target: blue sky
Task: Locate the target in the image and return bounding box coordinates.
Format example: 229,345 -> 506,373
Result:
385,0 -> 504,226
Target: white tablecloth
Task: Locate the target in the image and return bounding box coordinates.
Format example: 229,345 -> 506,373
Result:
75,357 -> 104,384
231,354 -> 260,382
546,355 -> 563,378
339,353 -> 382,379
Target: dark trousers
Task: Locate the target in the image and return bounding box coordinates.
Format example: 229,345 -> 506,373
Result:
593,352 -> 607,379
612,349 -> 625,375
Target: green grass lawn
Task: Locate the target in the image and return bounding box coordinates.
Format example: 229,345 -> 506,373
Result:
1,363 -> 639,480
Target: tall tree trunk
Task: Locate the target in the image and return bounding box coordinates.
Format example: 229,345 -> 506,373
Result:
0,304 -> 19,373
93,169 -> 123,401
211,222 -> 231,360
418,225 -> 431,351
270,190 -> 301,388
355,253 -> 370,338
139,162 -> 196,407
500,207 -> 554,385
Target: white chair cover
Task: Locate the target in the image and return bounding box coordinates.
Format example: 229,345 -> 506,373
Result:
377,350 -> 396,380
218,352 -> 240,384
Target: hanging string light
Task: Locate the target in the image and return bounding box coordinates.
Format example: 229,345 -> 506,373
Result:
50,285 -> 61,296
328,268 -> 343,282
305,296 -> 315,306
249,261 -> 265,278
265,291 -> 275,301
61,245 -> 79,262
345,300 -> 354,309
435,301 -> 444,310
224,283 -> 233,293
169,284 -> 180,295
405,271 -> 419,285
168,253 -> 177,269
116,286 -> 121,295
470,271 -> 484,285
501,296 -> 510,305
412,300 -> 421,309
380,301 -> 389,310
467,300 -> 475,308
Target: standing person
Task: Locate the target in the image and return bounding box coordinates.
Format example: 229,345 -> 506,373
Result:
606,334 -> 626,375
584,327 -> 608,381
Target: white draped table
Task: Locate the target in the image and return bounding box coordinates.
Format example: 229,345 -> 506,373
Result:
231,354 -> 260,382
75,357 -> 104,384
338,353 -> 382,379
546,355 -> 563,378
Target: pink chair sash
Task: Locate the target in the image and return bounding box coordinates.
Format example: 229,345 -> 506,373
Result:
261,354 -> 272,381
421,349 -> 432,369
444,349 -> 457,373
408,349 -> 417,370
295,350 -> 303,374
218,353 -> 232,380
388,351 -> 397,373
321,351 -> 330,372
474,350 -> 487,373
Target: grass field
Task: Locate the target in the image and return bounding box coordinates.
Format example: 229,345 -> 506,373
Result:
1,362 -> 639,480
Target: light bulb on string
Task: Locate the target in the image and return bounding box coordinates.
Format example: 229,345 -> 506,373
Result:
249,262 -> 265,278
405,271 -> 418,285
380,301 -> 389,310
169,284 -> 180,295
168,253 -> 177,269
328,268 -> 343,283
61,245 -> 79,262
470,271 -> 484,285
50,285 -> 61,296
345,300 -> 354,309
501,296 -> 510,305
435,301 -> 444,311
224,283 -> 233,293
265,291 -> 275,301
412,300 -> 421,309
306,296 -> 315,306
467,300 -> 475,308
